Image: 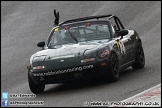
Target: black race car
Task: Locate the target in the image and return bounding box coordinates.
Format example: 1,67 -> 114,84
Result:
27,10 -> 145,94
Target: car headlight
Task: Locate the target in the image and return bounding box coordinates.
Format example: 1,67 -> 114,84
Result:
100,50 -> 110,58
81,58 -> 95,63
33,66 -> 45,70
98,46 -> 110,59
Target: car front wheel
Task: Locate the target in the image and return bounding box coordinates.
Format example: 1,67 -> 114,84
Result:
104,53 -> 119,82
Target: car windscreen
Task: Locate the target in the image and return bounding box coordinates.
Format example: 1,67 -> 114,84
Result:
47,23 -> 111,47
76,24 -> 111,41
47,29 -> 76,48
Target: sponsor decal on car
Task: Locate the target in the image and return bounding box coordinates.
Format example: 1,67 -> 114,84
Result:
54,28 -> 59,32
33,65 -> 94,76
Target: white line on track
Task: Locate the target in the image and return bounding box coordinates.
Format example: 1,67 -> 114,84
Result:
110,84 -> 161,107
122,83 -> 161,102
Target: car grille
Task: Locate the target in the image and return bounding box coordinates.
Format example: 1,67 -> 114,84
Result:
45,71 -> 83,82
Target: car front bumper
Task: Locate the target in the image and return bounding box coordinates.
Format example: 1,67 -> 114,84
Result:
29,60 -> 109,85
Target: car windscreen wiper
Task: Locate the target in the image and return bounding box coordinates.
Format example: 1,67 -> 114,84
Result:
67,30 -> 78,43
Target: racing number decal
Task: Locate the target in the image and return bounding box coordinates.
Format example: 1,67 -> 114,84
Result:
115,40 -> 126,54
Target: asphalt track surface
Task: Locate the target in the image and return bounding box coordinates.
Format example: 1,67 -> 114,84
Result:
1,1 -> 161,107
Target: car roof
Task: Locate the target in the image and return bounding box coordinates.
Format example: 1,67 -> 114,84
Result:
59,20 -> 110,26
59,14 -> 114,26
57,14 -> 125,30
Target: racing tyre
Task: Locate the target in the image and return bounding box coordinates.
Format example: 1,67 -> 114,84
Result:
132,43 -> 145,70
105,53 -> 119,82
28,73 -> 45,94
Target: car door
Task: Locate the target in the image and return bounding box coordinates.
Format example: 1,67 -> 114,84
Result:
122,30 -> 136,62
120,32 -> 134,64
114,34 -> 130,65
109,20 -> 134,65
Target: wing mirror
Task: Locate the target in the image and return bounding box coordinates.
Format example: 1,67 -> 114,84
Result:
37,41 -> 45,47
119,30 -> 128,39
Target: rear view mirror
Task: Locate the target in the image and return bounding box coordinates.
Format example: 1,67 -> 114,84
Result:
37,41 -> 45,47
119,30 -> 128,39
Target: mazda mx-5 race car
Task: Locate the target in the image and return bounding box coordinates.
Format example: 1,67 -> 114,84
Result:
27,11 -> 145,94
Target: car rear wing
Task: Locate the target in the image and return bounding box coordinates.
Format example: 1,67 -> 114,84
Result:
58,14 -> 124,30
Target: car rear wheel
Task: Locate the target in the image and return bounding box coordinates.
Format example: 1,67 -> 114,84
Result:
132,43 -> 145,70
105,53 -> 119,82
28,73 -> 45,94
